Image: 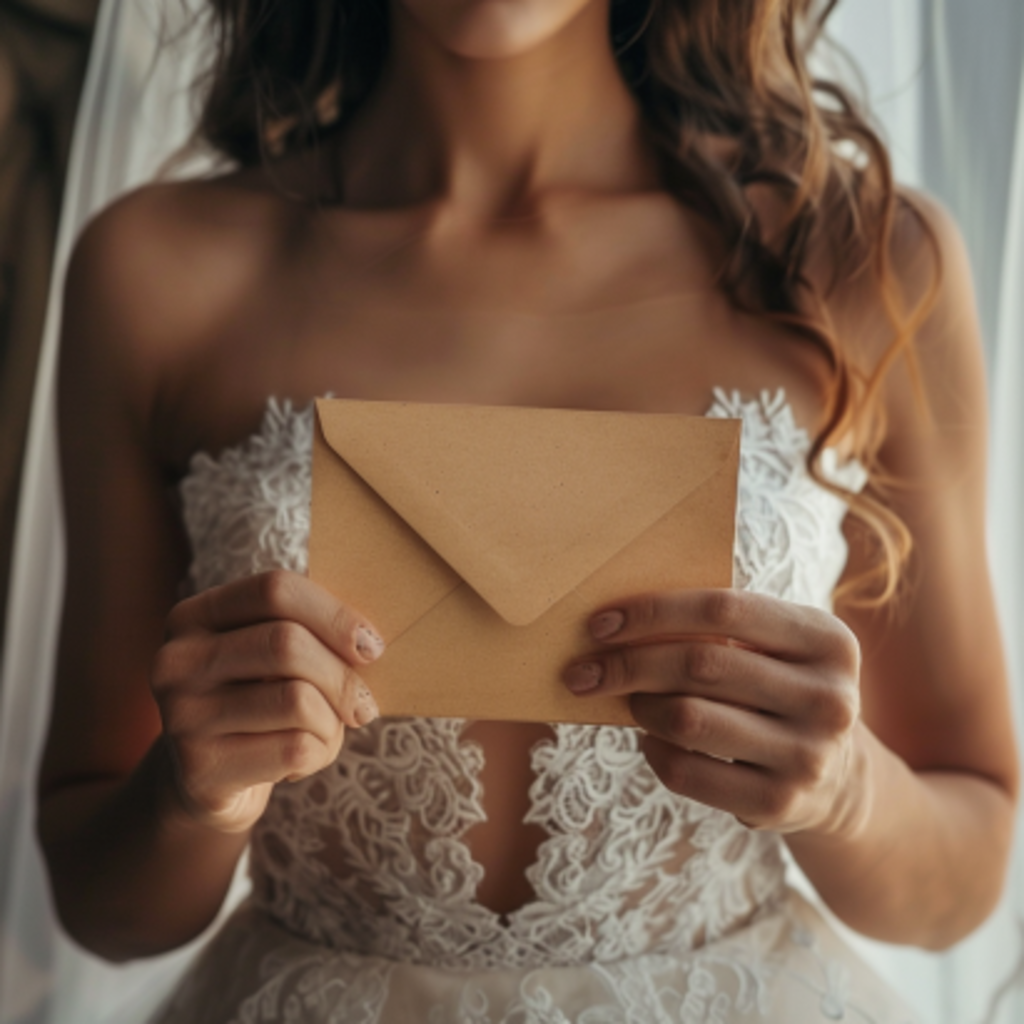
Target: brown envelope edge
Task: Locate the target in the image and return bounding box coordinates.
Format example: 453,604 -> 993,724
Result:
309,400 -> 741,726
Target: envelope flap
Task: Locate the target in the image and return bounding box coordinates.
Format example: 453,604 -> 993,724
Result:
316,400 -> 740,626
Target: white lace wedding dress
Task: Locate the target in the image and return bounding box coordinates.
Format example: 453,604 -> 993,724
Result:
152,389 -> 921,1024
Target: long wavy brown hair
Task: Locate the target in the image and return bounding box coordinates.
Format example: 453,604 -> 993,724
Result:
193,0 -> 940,607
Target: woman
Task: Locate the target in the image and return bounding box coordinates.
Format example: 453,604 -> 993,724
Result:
35,0 -> 1018,1020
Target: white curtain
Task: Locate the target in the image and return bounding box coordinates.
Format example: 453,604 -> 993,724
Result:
1,1 -> 1023,1022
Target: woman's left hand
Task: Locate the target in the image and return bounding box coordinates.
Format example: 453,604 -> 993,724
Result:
563,589 -> 866,838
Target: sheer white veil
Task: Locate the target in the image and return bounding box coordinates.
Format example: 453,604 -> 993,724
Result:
0,2 -> 242,1021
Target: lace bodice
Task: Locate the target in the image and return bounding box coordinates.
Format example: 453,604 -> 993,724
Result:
179,389 -> 866,973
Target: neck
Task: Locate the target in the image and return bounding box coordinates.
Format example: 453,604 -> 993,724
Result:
337,1 -> 659,217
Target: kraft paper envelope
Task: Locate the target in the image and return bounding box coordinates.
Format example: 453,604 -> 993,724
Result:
309,399 -> 740,726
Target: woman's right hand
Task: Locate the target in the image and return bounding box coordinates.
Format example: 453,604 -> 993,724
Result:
151,570 -> 384,835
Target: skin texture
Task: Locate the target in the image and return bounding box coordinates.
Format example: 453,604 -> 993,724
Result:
37,0 -> 1017,959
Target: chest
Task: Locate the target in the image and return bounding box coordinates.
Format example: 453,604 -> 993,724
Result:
159,198 -> 828,471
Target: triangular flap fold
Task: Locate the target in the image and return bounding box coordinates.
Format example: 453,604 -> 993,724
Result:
316,400 -> 740,626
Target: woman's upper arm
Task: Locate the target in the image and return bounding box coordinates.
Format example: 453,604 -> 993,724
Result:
39,190 -> 199,798
839,193 -> 1018,800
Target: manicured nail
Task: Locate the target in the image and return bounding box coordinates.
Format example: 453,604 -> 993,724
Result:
590,610 -> 625,640
353,682 -> 380,727
564,662 -> 603,694
355,625 -> 385,662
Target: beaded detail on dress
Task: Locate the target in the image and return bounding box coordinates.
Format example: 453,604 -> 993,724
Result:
178,389 -> 866,973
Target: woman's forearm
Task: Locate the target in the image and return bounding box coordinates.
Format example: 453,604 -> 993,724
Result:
785,723 -> 1017,950
38,572 -> 381,963
37,737 -> 250,962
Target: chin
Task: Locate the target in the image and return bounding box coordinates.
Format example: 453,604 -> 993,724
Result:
398,0 -> 602,60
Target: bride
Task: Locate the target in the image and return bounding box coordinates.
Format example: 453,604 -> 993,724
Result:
34,0 -> 1017,1020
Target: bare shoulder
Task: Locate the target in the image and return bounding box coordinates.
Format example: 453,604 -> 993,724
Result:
61,170 -> 298,414
889,186 -> 976,324
826,184 -> 985,462
880,188 -> 987,464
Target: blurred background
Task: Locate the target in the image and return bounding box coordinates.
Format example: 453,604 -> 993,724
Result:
1,1 -> 1023,1022
0,0 -> 97,660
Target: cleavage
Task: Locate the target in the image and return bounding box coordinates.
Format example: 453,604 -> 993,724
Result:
459,720 -> 554,918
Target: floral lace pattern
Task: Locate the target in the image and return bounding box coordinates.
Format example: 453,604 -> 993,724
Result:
178,390 -> 861,970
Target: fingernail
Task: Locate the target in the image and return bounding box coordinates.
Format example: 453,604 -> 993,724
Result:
564,662 -> 603,694
590,610 -> 625,640
355,625 -> 385,662
353,682 -> 380,727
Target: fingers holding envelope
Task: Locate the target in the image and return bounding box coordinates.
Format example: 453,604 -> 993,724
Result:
167,569 -> 386,666
152,570 -> 384,834
562,588 -> 865,836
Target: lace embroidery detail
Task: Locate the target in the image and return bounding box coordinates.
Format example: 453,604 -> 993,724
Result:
159,895 -> 917,1024
181,398 -> 314,590
178,390 -> 864,972
705,387 -> 866,601
229,947 -> 393,1024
